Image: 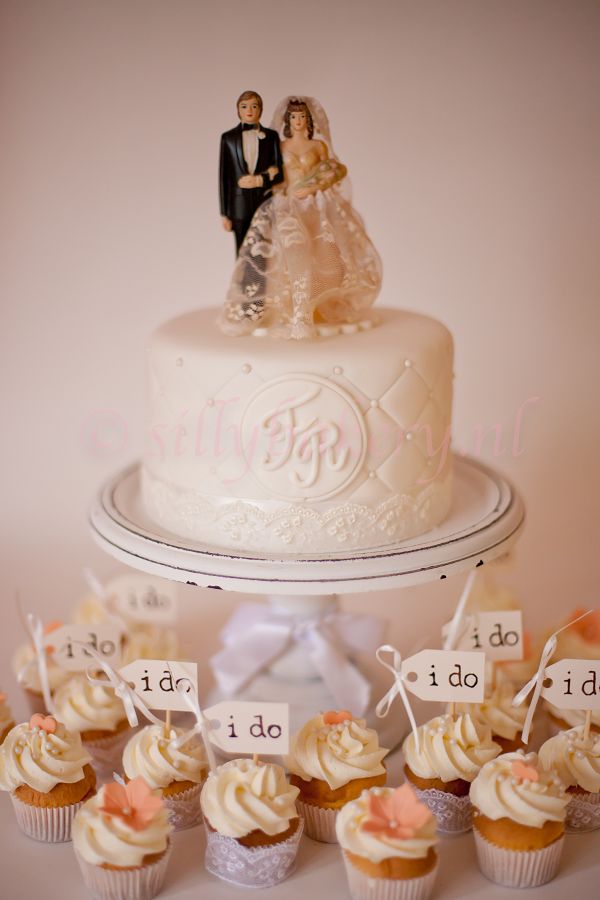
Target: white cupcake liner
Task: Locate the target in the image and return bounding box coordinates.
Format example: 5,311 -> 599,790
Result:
473,829 -> 564,888
342,852 -> 438,900
163,781 -> 203,831
566,790 -> 600,833
296,797 -> 338,843
85,728 -> 132,785
205,818 -> 303,888
412,787 -> 472,834
75,842 -> 172,900
10,792 -> 86,842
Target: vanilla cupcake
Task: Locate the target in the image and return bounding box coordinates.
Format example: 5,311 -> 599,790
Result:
470,751 -> 569,887
0,714 -> 95,841
12,639 -> 71,714
454,680 -> 527,752
73,776 -> 172,900
123,724 -> 207,830
402,713 -> 501,834
201,758 -> 302,888
539,727 -> 600,832
0,691 -> 15,743
544,700 -> 600,736
53,673 -> 130,783
337,785 -> 439,900
121,625 -> 179,665
286,710 -> 388,843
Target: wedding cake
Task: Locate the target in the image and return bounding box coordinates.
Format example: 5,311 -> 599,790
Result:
141,95 -> 454,554
142,307 -> 453,553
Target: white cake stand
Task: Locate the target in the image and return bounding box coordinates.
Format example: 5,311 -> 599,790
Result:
88,454 -> 525,744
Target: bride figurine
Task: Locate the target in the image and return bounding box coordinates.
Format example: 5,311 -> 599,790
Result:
220,96 -> 382,339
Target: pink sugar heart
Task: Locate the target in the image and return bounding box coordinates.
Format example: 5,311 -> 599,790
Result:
29,714 -> 57,734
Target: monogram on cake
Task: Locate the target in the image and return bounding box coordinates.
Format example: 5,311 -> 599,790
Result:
141,95 -> 454,554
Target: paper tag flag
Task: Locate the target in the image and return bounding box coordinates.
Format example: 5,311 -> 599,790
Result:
203,701 -> 289,756
401,649 -> 486,703
45,624 -> 122,672
442,611 -> 524,662
533,659 -> 600,710
107,574 -> 178,624
118,660 -> 198,711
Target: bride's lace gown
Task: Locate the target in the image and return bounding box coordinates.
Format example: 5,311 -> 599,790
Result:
221,99 -> 382,339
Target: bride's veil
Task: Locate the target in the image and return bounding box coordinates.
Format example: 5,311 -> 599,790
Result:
270,95 -> 337,158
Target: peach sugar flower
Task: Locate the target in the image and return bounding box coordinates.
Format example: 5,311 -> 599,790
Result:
566,607 -> 600,644
511,759 -> 539,783
323,709 -> 353,725
362,785 -> 431,840
100,776 -> 164,832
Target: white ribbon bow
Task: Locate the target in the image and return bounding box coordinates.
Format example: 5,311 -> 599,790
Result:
83,645 -> 164,729
375,644 -> 420,754
211,603 -> 384,715
513,609 -> 593,744
172,683 -> 218,773
22,612 -> 55,715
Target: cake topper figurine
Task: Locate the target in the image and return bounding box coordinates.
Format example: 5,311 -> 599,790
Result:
220,95 -> 382,339
219,90 -> 283,255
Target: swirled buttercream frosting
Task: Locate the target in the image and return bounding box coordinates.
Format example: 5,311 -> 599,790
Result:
286,714 -> 388,790
12,642 -> 70,694
454,682 -> 526,741
539,727 -> 600,793
545,701 -> 600,729
470,751 -> 569,827
72,785 -> 171,867
123,725 -> 206,789
336,786 -> 437,862
402,714 -> 500,783
200,758 -> 299,838
0,720 -> 92,793
121,625 -> 179,665
53,674 -> 126,734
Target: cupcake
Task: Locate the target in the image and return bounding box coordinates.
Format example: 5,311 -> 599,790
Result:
544,701 -> 600,737
53,673 -> 130,783
470,751 -> 569,887
552,606 -> 600,661
402,713 -> 501,834
337,784 -> 439,900
453,680 -> 527,752
73,776 -> 172,900
0,714 -> 96,841
201,758 -> 302,888
539,726 -> 600,832
12,635 -> 71,714
286,710 -> 388,843
123,724 -> 207,830
0,690 -> 15,743
121,625 -> 180,666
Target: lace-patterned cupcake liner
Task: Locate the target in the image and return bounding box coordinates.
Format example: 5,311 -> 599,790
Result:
566,790 -> 600,832
11,793 -> 86,842
163,781 -> 203,831
342,853 -> 438,900
74,842 -> 172,900
473,830 -> 564,888
412,788 -> 472,834
204,818 -> 304,888
85,728 -> 133,786
296,798 -> 338,843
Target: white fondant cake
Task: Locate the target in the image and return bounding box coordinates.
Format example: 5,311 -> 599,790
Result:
142,307 -> 453,553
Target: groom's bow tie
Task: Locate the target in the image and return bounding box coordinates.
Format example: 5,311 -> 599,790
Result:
241,123 -> 260,131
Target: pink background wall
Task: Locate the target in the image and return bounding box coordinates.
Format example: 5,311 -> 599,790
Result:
2,1 -> 599,715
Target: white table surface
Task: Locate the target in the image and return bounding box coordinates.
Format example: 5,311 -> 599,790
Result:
2,750 -> 598,900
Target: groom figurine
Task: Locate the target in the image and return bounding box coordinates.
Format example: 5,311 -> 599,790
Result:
219,90 -> 283,254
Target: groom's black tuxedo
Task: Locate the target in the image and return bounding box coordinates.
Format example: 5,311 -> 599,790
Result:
219,123 -> 283,252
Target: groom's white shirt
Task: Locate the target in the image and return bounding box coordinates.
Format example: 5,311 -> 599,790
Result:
242,127 -> 259,174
